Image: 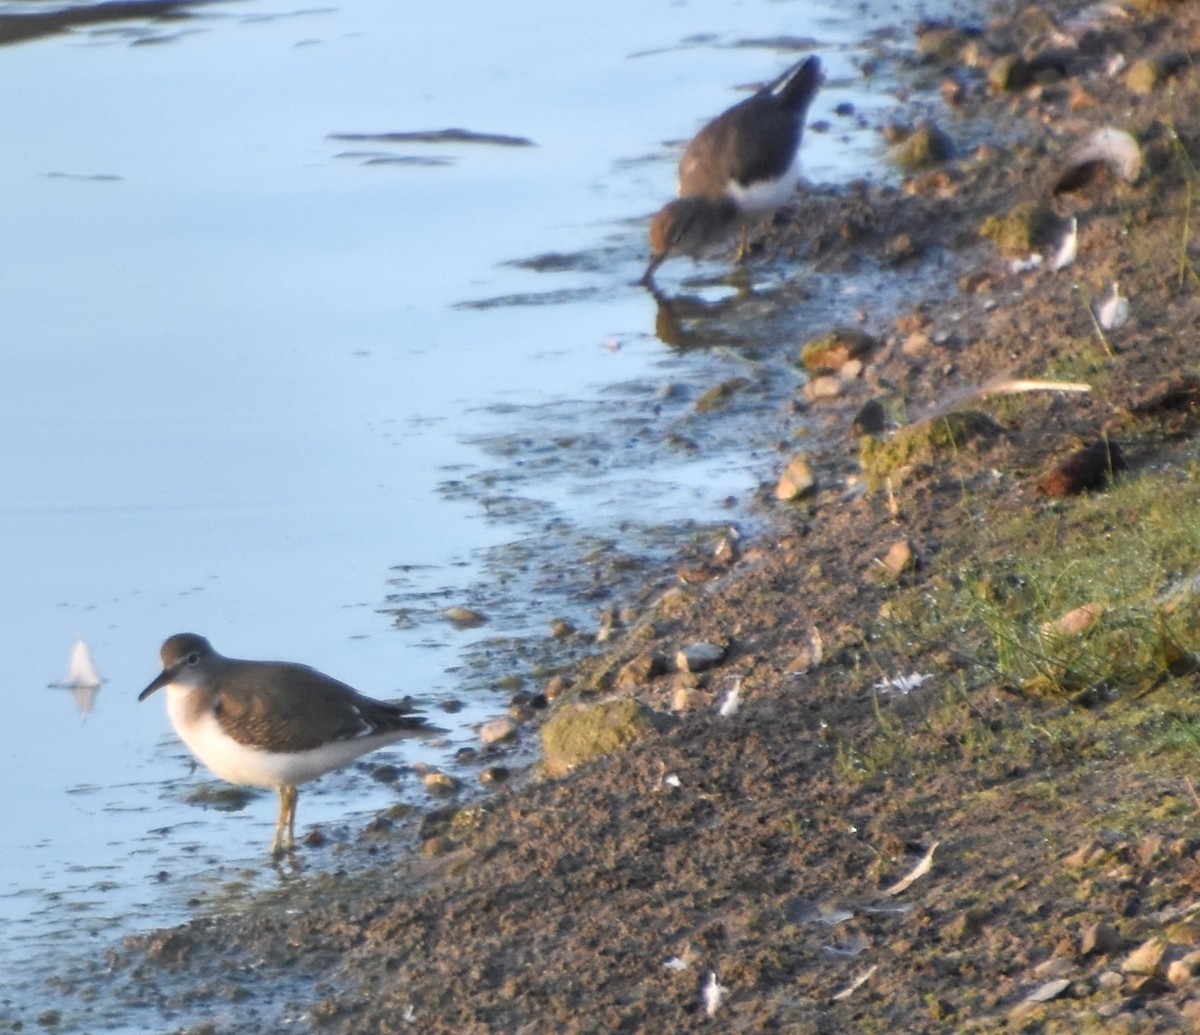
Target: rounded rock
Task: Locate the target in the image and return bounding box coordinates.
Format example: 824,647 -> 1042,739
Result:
480,717 -> 519,746
676,642 -> 726,673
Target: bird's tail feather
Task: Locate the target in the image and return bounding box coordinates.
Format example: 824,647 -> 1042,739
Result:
771,55 -> 821,115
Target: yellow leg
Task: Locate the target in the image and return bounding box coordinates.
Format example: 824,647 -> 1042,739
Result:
735,226 -> 750,262
272,785 -> 299,855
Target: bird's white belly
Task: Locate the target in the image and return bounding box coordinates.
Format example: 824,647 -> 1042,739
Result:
165,687 -> 396,788
727,151 -> 804,215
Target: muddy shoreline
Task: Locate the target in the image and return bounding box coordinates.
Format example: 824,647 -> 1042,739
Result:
44,0 -> 1200,1030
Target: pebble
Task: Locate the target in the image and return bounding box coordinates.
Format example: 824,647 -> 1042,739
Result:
615,650 -> 666,689
1044,603 -> 1104,639
1080,921 -> 1121,957
676,643 -> 726,673
480,717 -> 518,746
444,606 -> 487,627
851,399 -> 887,438
481,766 -> 510,785
421,836 -> 453,857
672,685 -> 712,712
1169,959 -> 1195,987
713,534 -> 740,567
424,772 -> 461,796
881,540 -> 915,577
1096,970 -> 1124,991
804,375 -> 843,402
1121,937 -> 1166,976
776,456 -> 816,501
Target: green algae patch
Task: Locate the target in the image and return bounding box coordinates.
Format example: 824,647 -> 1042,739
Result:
542,698 -> 654,777
979,200 -> 1057,258
859,410 -> 1003,491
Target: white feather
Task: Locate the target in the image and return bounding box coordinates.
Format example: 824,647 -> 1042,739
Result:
703,972 -> 726,1017
1096,282 -> 1130,330
1052,217 -> 1077,271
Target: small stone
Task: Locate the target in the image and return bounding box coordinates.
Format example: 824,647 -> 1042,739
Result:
1043,603 -> 1104,640
785,649 -> 817,674
1168,959 -> 1195,987
881,540 -> 915,578
480,717 -> 518,746
839,358 -> 864,380
424,772 -> 461,796
672,685 -> 713,712
421,835 -> 453,857
941,78 -> 965,109
1125,57 -> 1158,96
988,53 -> 1034,92
551,619 -> 577,639
890,122 -> 954,171
676,642 -> 726,673
1069,83 -> 1097,110
885,232 -> 919,262
915,24 -> 968,61
713,535 -> 740,567
1121,937 -> 1166,976
480,766 -> 510,785
902,331 -> 933,357
776,456 -> 817,501
1065,840 -> 1100,871
944,908 -> 988,943
615,650 -> 666,689
1167,922 -> 1200,947
799,328 -> 877,373
292,825 -> 323,850
544,675 -> 568,701
1096,970 -> 1124,991
445,606 -> 487,628
851,399 -> 887,438
804,375 -> 843,402
1033,956 -> 1074,979
1081,922 -> 1122,957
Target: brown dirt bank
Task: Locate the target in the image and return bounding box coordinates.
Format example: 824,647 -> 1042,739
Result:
97,0 -> 1200,1031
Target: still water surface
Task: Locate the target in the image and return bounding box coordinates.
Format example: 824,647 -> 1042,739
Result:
0,0 -> 949,1012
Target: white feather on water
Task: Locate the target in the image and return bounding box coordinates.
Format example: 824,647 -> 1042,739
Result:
61,638 -> 102,688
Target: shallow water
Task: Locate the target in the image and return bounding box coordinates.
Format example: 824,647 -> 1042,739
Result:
0,0 -> 953,1021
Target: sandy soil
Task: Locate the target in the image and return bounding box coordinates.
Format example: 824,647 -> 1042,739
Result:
49,0 -> 1200,1031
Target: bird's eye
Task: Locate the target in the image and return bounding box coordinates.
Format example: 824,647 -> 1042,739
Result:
186,652 -> 200,665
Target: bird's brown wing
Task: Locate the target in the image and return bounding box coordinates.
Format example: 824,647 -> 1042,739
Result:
213,663 -> 425,753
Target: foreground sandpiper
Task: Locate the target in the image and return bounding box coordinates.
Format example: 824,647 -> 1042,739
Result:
642,55 -> 821,284
139,633 -> 432,854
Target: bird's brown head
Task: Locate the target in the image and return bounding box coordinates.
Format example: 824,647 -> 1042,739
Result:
138,633 -> 214,701
642,197 -> 739,286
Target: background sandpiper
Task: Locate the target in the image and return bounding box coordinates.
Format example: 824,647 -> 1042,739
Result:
139,633 -> 433,855
643,55 -> 821,284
